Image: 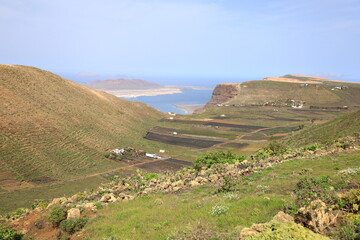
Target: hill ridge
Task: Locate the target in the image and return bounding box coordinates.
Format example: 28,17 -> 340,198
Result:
201,75 -> 360,110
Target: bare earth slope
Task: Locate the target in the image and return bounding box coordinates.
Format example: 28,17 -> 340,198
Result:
203,75 -> 360,109
0,65 -> 163,187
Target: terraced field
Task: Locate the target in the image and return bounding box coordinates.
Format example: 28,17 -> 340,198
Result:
144,106 -> 354,157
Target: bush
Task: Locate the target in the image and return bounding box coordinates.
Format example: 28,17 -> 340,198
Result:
210,204 -> 229,216
334,214 -> 360,240
194,151 -> 245,169
59,218 -> 88,234
48,206 -> 67,227
337,189 -> 360,213
31,199 -> 48,209
263,142 -> 288,156
144,173 -> 159,181
0,225 -> 23,240
94,202 -> 103,209
248,222 -> 328,239
218,176 -> 236,193
303,144 -> 317,151
294,176 -> 337,207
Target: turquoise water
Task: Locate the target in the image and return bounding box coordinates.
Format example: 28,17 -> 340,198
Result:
123,89 -> 213,114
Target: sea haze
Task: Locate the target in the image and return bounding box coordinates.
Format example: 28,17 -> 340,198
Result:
123,89 -> 213,114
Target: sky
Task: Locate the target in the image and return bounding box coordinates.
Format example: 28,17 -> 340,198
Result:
1,0 -> 360,86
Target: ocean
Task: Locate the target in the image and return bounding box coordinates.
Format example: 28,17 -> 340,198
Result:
123,89 -> 213,114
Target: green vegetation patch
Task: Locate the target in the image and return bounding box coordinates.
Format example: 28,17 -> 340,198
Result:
194,151 -> 245,169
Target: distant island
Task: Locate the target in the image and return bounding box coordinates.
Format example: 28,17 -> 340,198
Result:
84,78 -> 210,98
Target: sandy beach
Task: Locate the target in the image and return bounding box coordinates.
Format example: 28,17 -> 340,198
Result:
174,104 -> 205,114
104,87 -> 183,98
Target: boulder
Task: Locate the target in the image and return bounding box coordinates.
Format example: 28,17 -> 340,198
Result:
208,174 -> 219,182
100,193 -> 117,203
67,208 -> 81,219
189,180 -> 200,187
239,227 -> 259,238
84,203 -> 96,211
272,211 -> 294,223
297,200 -> 338,234
47,197 -> 68,209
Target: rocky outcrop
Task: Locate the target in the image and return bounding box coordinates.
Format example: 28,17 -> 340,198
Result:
296,200 -> 341,234
198,83 -> 240,111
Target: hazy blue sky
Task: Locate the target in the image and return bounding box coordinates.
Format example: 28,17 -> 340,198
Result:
1,0 -> 359,86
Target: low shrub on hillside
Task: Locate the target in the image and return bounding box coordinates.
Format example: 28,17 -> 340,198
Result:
194,151 -> 245,170
210,204 -> 229,216
337,189 -> 360,213
48,206 -> 67,227
59,218 -> 88,234
251,142 -> 288,160
145,173 -> 159,181
31,199 -> 48,210
263,142 -> 288,156
332,213 -> 360,240
248,221 -> 328,240
303,144 -> 317,151
0,225 -> 23,240
294,176 -> 337,207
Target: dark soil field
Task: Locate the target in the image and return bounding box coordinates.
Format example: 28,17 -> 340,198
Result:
165,158 -> 193,166
137,159 -> 185,172
145,132 -> 223,148
220,142 -> 249,148
258,126 -> 299,135
203,122 -> 265,131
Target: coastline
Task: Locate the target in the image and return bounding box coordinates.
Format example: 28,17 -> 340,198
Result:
174,104 -> 205,115
104,87 -> 183,98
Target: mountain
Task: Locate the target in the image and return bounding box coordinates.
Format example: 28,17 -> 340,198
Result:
84,78 -> 163,90
0,65 -> 163,186
282,110 -> 360,147
202,75 -> 360,110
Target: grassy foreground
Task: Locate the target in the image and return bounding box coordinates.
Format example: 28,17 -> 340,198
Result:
82,151 -> 360,239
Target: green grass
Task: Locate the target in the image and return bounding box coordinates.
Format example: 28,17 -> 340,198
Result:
283,110 -> 360,147
83,151 -> 360,240
85,189 -> 284,240
0,174 -> 115,214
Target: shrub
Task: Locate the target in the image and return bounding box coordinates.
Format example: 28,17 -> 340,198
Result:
334,214 -> 360,240
145,173 -> 159,181
337,189 -> 360,213
337,167 -> 360,176
48,206 -> 67,227
294,176 -> 337,207
31,199 -> 48,209
194,151 -> 245,169
303,144 -> 317,151
0,225 -> 23,240
263,142 -> 288,156
94,202 -> 103,209
248,222 -> 328,239
223,192 -> 239,200
218,176 -> 236,193
210,204 -> 229,216
59,218 -> 89,234
251,150 -> 268,160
